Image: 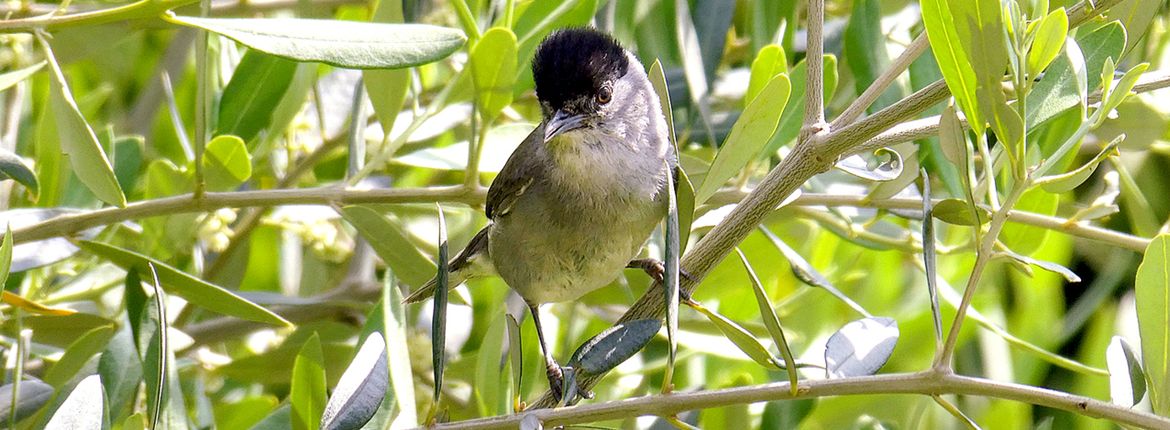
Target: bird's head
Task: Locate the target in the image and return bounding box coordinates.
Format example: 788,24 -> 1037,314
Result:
532,28 -> 650,144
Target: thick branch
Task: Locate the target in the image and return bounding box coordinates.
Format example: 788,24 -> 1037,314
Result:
434,371 -> 1170,429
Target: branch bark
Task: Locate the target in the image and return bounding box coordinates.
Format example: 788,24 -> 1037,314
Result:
433,371 -> 1170,430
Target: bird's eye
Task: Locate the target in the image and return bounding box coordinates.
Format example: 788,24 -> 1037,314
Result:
597,86 -> 612,104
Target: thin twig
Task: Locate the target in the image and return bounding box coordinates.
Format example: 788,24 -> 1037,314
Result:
832,32 -> 929,128
11,186 -> 486,245
431,371 -> 1170,430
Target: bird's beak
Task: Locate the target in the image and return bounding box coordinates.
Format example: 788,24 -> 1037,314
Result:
543,110 -> 586,143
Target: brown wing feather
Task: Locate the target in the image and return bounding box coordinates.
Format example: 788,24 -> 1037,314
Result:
486,124 -> 544,220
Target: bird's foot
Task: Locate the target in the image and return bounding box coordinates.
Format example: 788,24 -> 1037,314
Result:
546,364 -> 593,404
546,363 -> 564,401
627,258 -> 696,301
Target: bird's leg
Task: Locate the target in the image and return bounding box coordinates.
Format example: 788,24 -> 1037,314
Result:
626,258 -> 696,301
529,304 -> 565,400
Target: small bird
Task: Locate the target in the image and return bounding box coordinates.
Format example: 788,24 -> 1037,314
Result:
404,28 -> 675,399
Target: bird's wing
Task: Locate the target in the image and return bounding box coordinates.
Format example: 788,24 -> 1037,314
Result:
485,123 -> 543,220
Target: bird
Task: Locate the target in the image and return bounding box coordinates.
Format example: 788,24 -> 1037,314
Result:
404,27 -> 675,400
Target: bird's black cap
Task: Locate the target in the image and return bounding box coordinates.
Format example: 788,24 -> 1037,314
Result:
532,28 -> 630,113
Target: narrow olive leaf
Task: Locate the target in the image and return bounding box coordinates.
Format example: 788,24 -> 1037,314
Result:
746,45 -> 787,105
921,0 -> 982,135
662,160 -> 680,393
1026,8 -> 1068,76
471,28 -> 518,121
920,170 -> 943,350
735,249 -> 798,396
291,333 -> 327,430
824,317 -> 898,378
432,204 -> 449,404
218,49 -> 299,144
202,135 -> 252,191
78,241 -> 290,326
696,73 -> 790,203
0,379 -> 52,424
688,301 -> 781,370
1037,135 -> 1122,193
473,313 -> 507,416
144,263 -> 168,430
676,167 -> 696,254
999,248 -> 1081,283
766,55 -> 838,154
1027,22 -> 1123,128
0,148 -> 38,196
567,319 -> 662,375
647,60 -> 696,253
0,225 -> 10,284
938,104 -> 967,168
1102,63 -> 1150,115
319,334 -> 388,430
505,314 -> 522,412
382,276 -> 417,426
1135,234 -> 1170,415
1107,336 -> 1147,408
834,148 -> 903,181
41,37 -> 126,207
43,325 -> 116,387
166,15 -> 466,69
338,206 -> 437,288
931,199 -> 991,226
0,61 -> 44,93
44,374 -> 103,430
759,227 -> 873,317
1069,171 -> 1121,222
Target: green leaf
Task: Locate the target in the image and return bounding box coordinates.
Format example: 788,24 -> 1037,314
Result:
167,16 -> 467,69
746,45 -> 787,105
291,333 -> 327,430
217,50 -> 299,143
844,0 -> 902,112
0,62 -> 43,93
202,135 -> 252,191
43,325 -> 116,387
647,60 -> 695,253
338,206 -> 436,288
696,74 -> 790,203
432,205 -> 449,404
932,199 -> 991,226
362,0 -> 410,135
383,276 -> 417,426
43,38 -> 126,207
1002,188 -> 1058,255
0,379 -> 53,425
1101,63 -> 1149,116
736,249 -> 798,395
505,314 -> 522,412
663,162 -> 679,392
688,301 -> 780,370
1026,22 -> 1125,128
1037,135 -> 1121,193
78,241 -> 290,327
0,148 -> 38,196
0,225 -> 10,285
471,28 -> 519,121
474,313 -> 508,416
1106,0 -> 1161,55
1027,9 -> 1068,76
922,0 -> 983,135
764,55 -> 838,154
1135,234 -> 1170,415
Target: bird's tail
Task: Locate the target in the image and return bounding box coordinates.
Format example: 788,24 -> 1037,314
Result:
402,226 -> 491,304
